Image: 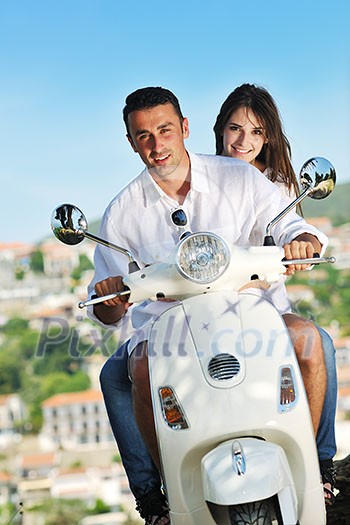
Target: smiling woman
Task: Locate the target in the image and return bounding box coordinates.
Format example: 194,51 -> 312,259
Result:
221,106 -> 267,166
213,82 -> 339,507
214,83 -> 300,201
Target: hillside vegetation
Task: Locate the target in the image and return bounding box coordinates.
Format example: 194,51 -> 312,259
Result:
302,181 -> 350,225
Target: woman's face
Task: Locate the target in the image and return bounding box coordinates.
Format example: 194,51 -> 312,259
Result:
222,107 -> 267,165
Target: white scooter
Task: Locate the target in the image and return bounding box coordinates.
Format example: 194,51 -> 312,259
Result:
51,157 -> 336,525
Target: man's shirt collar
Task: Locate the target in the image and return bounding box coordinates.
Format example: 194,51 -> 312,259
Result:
141,151 -> 210,208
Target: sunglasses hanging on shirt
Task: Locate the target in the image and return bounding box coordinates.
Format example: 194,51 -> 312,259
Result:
170,208 -> 192,240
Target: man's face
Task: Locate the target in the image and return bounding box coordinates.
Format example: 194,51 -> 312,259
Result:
127,103 -> 189,179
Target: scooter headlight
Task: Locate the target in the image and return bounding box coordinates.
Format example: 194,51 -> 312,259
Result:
175,232 -> 230,284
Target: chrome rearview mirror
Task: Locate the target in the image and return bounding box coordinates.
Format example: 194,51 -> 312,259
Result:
51,204 -> 87,245
51,204 -> 140,272
264,156 -> 336,244
299,157 -> 336,199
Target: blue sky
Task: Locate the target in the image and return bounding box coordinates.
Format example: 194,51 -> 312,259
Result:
1,0 -> 349,243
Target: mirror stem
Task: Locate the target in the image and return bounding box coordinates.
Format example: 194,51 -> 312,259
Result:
265,186 -> 312,238
82,231 -> 139,271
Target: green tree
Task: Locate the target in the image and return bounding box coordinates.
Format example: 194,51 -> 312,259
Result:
32,324 -> 83,376
288,266 -> 350,335
78,253 -> 93,272
29,498 -> 88,525
71,254 -> 94,282
0,316 -> 92,431
22,371 -> 90,432
40,371 -> 91,399
30,249 -> 44,273
1,317 -> 29,334
89,498 -> 111,515
0,346 -> 24,392
0,502 -> 22,523
15,268 -> 25,280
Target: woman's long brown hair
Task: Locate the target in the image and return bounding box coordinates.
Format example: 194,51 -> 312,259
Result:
213,83 -> 301,204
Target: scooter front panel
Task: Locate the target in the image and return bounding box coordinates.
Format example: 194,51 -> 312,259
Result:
148,291 -> 324,523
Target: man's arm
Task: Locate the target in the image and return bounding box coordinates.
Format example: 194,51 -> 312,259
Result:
93,276 -> 132,325
293,233 -> 322,254
283,233 -> 322,275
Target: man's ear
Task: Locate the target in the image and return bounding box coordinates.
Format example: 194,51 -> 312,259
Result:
127,133 -> 138,153
182,117 -> 190,139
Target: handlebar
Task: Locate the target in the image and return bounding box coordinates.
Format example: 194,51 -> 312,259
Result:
78,290 -> 130,309
77,255 -> 336,309
281,256 -> 335,266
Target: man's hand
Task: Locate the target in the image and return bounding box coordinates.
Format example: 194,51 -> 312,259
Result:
283,233 -> 322,276
93,276 -> 132,324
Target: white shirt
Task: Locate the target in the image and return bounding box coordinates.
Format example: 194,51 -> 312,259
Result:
87,153 -> 328,352
261,169 -> 302,313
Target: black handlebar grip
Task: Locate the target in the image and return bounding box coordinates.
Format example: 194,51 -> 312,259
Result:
313,252 -> 320,265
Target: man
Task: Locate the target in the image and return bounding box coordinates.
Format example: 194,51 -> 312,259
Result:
88,87 -> 330,525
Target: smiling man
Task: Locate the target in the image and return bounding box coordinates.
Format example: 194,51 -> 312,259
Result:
127,104 -> 189,170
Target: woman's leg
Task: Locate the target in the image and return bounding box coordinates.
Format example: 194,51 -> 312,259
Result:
316,327 -> 337,461
283,313 -> 326,434
316,327 -> 337,505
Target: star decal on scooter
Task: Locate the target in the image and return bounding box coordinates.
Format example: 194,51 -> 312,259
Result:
246,293 -> 269,310
222,299 -> 240,317
200,321 -> 210,331
244,287 -> 284,312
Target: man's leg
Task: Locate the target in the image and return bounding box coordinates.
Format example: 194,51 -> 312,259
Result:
283,313 -> 326,435
122,342 -> 170,525
100,342 -> 161,497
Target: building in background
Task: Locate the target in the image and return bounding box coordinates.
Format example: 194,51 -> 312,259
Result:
0,393 -> 26,448
40,390 -> 114,450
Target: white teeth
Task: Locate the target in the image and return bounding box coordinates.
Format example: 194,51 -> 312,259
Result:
234,148 -> 249,153
156,155 -> 168,161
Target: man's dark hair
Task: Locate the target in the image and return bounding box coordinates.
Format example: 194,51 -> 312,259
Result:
123,86 -> 184,134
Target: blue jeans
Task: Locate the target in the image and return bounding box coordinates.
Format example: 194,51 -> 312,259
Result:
100,341 -> 161,500
100,327 -> 337,498
316,327 -> 337,461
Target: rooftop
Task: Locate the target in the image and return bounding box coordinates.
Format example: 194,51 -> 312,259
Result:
42,389 -> 103,408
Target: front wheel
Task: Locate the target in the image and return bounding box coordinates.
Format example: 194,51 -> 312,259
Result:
228,498 -> 281,525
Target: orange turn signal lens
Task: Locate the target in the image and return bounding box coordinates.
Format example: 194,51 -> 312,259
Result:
158,386 -> 189,430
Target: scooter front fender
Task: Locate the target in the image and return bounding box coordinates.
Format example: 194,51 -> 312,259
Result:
202,437 -> 298,522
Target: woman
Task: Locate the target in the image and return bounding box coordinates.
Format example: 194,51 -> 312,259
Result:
214,83 -> 300,200
213,83 -> 337,504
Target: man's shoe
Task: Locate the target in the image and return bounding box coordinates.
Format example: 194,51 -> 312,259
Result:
135,487 -> 170,524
